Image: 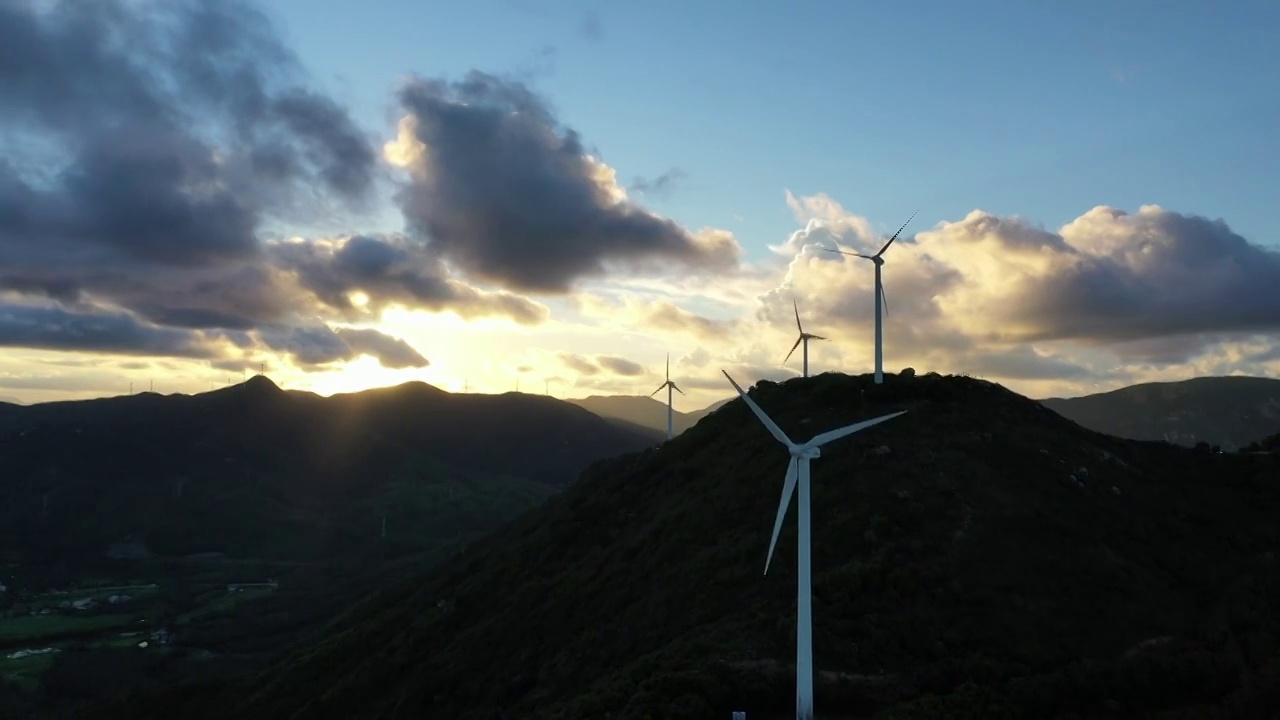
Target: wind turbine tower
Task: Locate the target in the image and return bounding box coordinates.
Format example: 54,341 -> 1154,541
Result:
722,371 -> 906,720
822,211 -> 916,384
649,353 -> 684,440
784,299 -> 826,378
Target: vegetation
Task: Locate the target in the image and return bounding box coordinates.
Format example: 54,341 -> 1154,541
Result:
0,377 -> 655,566
1040,375 -> 1280,450
84,372 -> 1280,718
0,377 -> 658,716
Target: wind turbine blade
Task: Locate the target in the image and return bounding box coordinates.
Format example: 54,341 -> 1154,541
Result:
765,457 -> 799,575
666,353 -> 670,382
875,210 -> 918,257
649,384 -> 665,398
672,383 -> 685,395
783,336 -> 802,365
722,370 -> 795,447
793,298 -> 803,333
880,281 -> 890,318
810,334 -> 827,340
808,410 -> 907,448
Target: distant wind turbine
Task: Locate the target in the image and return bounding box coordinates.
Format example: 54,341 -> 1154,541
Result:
649,353 -> 684,440
822,211 -> 917,384
783,298 -> 826,378
722,370 -> 906,720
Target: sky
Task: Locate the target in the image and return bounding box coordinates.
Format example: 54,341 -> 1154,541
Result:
2,0 -> 1279,410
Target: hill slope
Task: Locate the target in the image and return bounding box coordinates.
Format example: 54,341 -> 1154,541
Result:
1040,376 -> 1280,451
568,394 -> 731,437
92,373 -> 1280,719
0,377 -> 657,568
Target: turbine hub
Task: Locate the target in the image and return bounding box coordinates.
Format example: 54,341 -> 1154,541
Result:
790,445 -> 821,460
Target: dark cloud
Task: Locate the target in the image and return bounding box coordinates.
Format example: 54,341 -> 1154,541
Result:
0,2 -> 552,364
0,0 -> 375,274
0,304 -> 217,358
333,328 -> 429,369
271,235 -> 549,325
257,324 -> 428,369
628,169 -> 684,199
393,71 -> 740,293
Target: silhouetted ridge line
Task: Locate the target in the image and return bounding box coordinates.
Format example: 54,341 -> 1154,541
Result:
86,372 -> 1280,718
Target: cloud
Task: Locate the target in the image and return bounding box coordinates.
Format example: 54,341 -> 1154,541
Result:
257,323 -> 428,369
573,293 -> 738,342
740,195 -> 1280,395
596,356 -> 644,376
333,328 -> 429,369
556,352 -> 645,378
0,303 -> 221,358
387,71 -> 741,293
270,234 -> 549,325
0,0 -> 375,272
0,1 -> 556,368
628,169 -> 685,199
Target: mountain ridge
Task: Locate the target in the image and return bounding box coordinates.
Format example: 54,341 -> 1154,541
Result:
93,371 -> 1280,718
1039,375 -> 1280,450
0,378 -> 658,568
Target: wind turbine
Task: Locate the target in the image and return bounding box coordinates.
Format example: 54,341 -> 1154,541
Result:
822,211 -> 917,384
784,299 -> 826,378
722,370 -> 906,720
649,353 -> 684,440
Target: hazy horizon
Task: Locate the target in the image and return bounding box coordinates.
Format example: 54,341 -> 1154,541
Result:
3,0 -> 1278,409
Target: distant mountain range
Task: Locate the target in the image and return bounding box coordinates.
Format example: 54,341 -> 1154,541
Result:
94,372 -> 1280,718
0,376 -> 658,568
567,395 -> 733,437
1040,375 -> 1280,450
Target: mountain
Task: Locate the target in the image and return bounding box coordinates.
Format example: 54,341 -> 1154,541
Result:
95,372 -> 1280,719
684,396 -> 733,426
0,377 -> 658,568
568,395 -> 731,437
1244,431 -> 1280,453
1040,376 -> 1280,451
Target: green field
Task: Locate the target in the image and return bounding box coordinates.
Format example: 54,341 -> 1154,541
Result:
1,649 -> 59,692
0,614 -> 137,642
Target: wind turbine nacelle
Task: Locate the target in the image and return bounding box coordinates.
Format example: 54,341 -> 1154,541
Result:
791,446 -> 821,459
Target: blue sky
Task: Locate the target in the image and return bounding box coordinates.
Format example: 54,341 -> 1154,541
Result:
269,0 -> 1280,255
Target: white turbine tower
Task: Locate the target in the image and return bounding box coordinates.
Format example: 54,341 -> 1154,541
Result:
649,353 -> 684,439
783,298 -> 826,378
723,370 -> 906,720
822,211 -> 917,384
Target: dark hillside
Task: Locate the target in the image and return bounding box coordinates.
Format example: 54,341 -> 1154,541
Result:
1040,375 -> 1280,451
0,378 -> 656,565
88,373 -> 1280,719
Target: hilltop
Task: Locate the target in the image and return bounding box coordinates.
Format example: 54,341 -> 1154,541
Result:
568,395 -> 731,438
0,377 -> 657,568
1040,376 -> 1280,451
95,372 -> 1280,719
